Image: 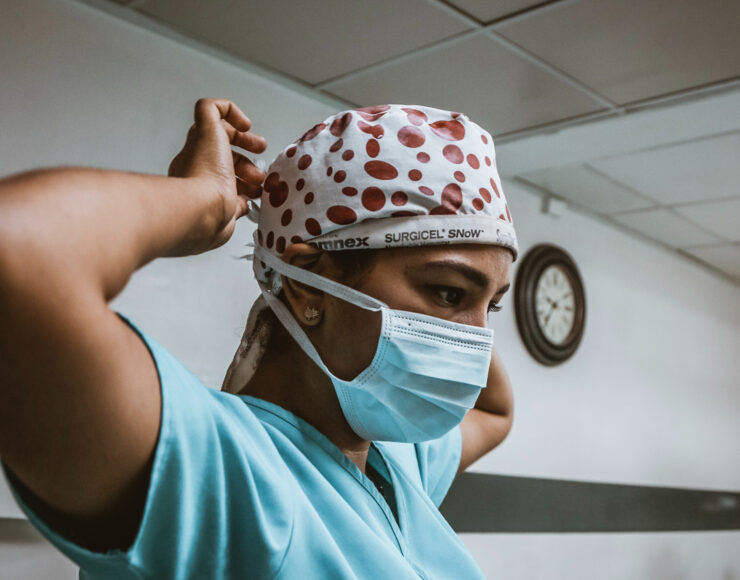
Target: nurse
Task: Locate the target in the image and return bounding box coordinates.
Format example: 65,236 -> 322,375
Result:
0,99 -> 516,578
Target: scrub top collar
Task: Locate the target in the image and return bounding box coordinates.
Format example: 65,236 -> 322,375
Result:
235,393 -> 408,554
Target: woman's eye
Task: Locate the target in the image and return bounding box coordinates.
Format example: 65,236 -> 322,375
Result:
433,286 -> 463,306
488,302 -> 503,313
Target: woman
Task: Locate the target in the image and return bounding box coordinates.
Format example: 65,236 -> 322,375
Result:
0,99 -> 517,578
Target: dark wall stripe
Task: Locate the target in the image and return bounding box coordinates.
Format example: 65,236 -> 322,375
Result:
440,472 -> 740,533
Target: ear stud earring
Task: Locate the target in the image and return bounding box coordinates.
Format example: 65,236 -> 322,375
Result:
304,306 -> 321,322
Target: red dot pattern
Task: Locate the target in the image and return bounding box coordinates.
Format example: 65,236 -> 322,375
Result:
256,105 -> 514,258
299,123 -> 326,142
365,160 -> 398,180
391,191 -> 408,206
362,187 -> 386,211
298,155 -> 312,170
397,126 -> 425,148
430,120 -> 465,141
330,112 -> 352,137
443,145 -> 463,164
355,105 -> 390,122
327,205 -> 357,224
305,218 -> 322,235
358,120 -> 384,139
281,209 -> 292,226
366,139 -> 380,158
402,107 -> 427,126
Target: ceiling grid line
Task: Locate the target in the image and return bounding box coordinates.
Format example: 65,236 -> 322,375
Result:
482,29 -> 620,111
428,0 -> 620,110
582,165 -> 661,207
316,0 -> 617,113
314,28 -> 484,90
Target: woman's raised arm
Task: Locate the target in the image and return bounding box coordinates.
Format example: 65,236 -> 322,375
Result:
0,98 -> 265,550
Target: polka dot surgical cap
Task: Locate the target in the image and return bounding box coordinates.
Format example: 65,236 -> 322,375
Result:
247,103 -> 518,288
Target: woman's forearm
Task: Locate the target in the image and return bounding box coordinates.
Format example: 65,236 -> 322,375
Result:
0,99 -> 266,303
0,167 -> 221,301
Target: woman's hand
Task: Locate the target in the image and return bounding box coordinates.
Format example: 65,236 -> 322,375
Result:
167,98 -> 267,255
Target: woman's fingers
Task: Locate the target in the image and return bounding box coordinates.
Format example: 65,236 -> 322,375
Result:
195,98 -> 251,132
221,120 -> 267,154
232,151 -> 265,184
236,176 -> 263,200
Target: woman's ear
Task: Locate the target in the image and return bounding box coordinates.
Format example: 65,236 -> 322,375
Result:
279,243 -> 327,327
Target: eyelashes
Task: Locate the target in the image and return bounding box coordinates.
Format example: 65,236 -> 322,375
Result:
429,285 -> 503,313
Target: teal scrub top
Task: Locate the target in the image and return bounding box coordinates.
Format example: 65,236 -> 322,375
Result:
2,312 -> 485,579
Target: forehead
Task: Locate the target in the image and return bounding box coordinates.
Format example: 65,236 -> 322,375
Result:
375,244 -> 513,282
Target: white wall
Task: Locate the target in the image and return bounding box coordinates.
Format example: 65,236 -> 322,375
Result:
1,0 -> 739,578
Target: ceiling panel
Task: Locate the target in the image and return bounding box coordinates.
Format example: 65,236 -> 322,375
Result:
683,244 -> 740,280
674,198 -> 740,242
610,208 -> 722,248
590,132 -> 740,205
521,165 -> 656,214
445,0 -> 545,23
324,35 -> 604,136
137,0 -> 471,85
497,0 -> 740,104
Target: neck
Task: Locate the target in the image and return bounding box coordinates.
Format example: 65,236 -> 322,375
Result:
237,334 -> 371,472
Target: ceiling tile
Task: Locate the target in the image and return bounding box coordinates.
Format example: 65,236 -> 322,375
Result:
674,198 -> 740,242
445,0 -> 544,23
610,208 -> 722,248
324,35 -> 603,136
137,0 -> 471,85
521,165 -> 656,214
590,132 -> 740,205
684,244 -> 740,280
497,0 -> 740,104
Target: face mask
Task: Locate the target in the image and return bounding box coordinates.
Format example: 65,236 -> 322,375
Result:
254,248 -> 494,443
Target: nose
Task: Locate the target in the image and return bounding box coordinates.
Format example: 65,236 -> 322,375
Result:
463,303 -> 491,329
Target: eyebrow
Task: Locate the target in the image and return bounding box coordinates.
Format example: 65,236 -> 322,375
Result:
415,260 -> 511,294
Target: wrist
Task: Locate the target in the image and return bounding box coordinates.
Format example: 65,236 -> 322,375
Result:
159,174 -> 231,258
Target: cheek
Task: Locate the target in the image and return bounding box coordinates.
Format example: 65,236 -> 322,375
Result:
321,297 -> 382,381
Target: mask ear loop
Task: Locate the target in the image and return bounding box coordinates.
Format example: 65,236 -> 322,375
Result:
254,247 -> 388,382
255,247 -> 388,312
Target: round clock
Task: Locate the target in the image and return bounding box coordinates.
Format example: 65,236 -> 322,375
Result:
513,244 -> 586,366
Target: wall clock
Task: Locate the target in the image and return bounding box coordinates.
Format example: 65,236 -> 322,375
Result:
513,244 -> 586,366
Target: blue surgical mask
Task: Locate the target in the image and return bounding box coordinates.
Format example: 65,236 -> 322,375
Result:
255,248 -> 494,443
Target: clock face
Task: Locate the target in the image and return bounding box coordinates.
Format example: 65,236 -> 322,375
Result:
513,244 -> 586,366
535,265 -> 576,345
